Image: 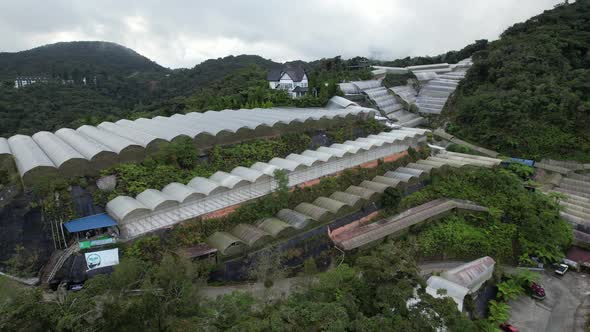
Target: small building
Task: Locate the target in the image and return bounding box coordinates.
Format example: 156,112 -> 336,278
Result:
63,213 -> 119,248
267,66 -> 308,99
426,256 -> 496,312
14,76 -> 49,88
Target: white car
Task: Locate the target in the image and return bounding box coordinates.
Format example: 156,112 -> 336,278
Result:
555,263 -> 569,276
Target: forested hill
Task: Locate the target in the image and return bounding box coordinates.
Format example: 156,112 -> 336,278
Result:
0,44 -> 286,137
0,41 -> 166,78
446,0 -> 590,162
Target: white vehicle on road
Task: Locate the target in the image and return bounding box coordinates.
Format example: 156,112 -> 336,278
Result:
555,264 -> 568,276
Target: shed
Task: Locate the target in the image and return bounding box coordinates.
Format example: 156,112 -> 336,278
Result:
230,224 -> 273,247
206,232 -> 247,256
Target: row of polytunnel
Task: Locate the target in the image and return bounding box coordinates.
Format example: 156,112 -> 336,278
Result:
207,151 -> 502,256
0,104 -> 375,184
106,128 -> 430,238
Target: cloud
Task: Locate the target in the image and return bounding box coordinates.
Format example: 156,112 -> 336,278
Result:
0,0 -> 563,68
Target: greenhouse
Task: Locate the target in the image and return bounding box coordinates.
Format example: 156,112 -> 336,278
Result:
312,197 -> 353,217
2,105 -> 375,183
32,131 -> 90,178
108,128 -> 429,238
256,218 -> 296,238
106,196 -> 151,224
294,202 -> 332,222
206,232 -> 247,256
8,135 -> 58,185
230,224 -> 273,248
161,183 -> 206,204
98,121 -> 166,154
136,189 -> 178,211
276,209 -> 313,230
329,191 -> 366,210
358,180 -> 390,193
344,186 -> 380,202
426,276 -> 470,311
441,256 -> 496,293
55,128 -> 119,171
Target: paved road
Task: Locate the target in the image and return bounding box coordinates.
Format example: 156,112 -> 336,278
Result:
508,271 -> 590,332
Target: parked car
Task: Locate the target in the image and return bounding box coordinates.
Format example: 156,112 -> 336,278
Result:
500,323 -> 519,332
555,263 -> 569,276
529,282 -> 545,300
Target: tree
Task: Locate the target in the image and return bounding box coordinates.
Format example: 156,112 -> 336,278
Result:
487,300 -> 510,324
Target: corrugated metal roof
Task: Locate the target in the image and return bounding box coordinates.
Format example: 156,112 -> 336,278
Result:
64,213 -> 118,233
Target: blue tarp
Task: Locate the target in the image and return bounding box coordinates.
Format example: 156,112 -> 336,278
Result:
64,213 -> 117,233
509,158 -> 535,167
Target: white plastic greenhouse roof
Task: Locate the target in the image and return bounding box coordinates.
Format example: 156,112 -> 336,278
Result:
2,106 -> 375,183
0,137 -> 12,156
105,128 -> 425,224
162,182 -> 205,204
426,276 -> 469,311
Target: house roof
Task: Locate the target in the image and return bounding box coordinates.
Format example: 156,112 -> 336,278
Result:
266,68 -> 283,81
267,66 -> 307,82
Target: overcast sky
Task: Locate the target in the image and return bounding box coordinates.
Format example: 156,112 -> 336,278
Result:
0,0 -> 563,68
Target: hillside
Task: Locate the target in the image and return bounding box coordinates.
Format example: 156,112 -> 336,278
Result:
0,41 -> 166,79
0,45 -> 287,137
446,1 -> 590,162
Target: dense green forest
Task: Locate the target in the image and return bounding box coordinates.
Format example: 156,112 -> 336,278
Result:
446,0 -> 590,161
379,39 -> 488,67
0,41 -> 165,78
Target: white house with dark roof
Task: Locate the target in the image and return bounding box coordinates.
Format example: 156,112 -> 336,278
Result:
267,66 -> 309,99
